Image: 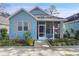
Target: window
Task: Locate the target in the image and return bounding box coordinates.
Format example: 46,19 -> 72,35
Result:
18,22 -> 22,31
24,22 -> 28,31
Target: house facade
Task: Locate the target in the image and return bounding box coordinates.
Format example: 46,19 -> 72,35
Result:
64,13 -> 79,33
9,7 -> 66,40
0,16 -> 9,34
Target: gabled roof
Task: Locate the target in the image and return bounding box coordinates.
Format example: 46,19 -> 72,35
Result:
29,6 -> 49,16
66,13 -> 79,22
9,8 -> 37,20
9,7 -> 65,21
30,6 -> 65,19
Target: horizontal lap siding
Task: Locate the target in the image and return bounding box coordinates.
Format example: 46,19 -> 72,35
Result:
9,11 -> 37,39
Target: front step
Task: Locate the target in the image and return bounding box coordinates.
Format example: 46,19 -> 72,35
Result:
34,40 -> 49,48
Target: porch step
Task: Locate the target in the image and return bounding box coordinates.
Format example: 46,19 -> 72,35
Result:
34,40 -> 49,48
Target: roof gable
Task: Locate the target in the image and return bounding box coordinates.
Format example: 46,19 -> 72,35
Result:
30,6 -> 49,16
9,9 -> 36,20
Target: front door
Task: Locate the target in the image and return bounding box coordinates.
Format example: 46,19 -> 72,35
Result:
38,25 -> 46,40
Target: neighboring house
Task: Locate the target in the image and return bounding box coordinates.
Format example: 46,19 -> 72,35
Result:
0,16 -> 9,33
64,13 -> 79,33
9,7 -> 66,40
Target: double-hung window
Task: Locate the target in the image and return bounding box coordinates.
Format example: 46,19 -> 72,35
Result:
24,22 -> 28,31
18,22 -> 22,31
18,21 -> 28,31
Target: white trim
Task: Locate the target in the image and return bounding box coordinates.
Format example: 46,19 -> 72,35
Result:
23,22 -> 28,31
45,21 -> 46,40
53,22 -> 55,40
60,21 -> 64,38
17,21 -> 23,32
36,18 -> 66,21
17,21 -> 29,32
38,23 -> 46,40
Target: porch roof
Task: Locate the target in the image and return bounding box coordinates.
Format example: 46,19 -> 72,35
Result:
35,16 -> 66,21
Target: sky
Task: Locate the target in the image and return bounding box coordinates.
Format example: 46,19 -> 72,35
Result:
3,3 -> 79,18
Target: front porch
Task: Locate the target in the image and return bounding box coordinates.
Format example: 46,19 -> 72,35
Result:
37,21 -> 64,40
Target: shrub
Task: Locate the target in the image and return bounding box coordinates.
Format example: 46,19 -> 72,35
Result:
48,38 -> 79,46
0,28 -> 8,40
14,35 -> 20,42
25,37 -> 34,46
24,32 -> 31,39
0,39 -> 10,46
24,32 -> 35,46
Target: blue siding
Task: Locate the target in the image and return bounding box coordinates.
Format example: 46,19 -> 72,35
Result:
9,10 -> 37,40
64,21 -> 79,33
30,9 -> 48,16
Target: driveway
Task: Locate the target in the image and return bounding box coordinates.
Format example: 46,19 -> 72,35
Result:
0,46 -> 79,56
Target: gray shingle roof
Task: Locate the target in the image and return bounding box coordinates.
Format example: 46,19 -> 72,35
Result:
66,13 -> 79,22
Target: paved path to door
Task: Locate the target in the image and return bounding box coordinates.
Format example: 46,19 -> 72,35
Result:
34,40 -> 49,48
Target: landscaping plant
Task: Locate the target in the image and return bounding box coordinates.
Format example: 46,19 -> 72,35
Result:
0,28 -> 8,40
24,32 -> 34,46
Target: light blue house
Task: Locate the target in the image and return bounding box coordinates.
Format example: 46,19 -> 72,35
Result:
9,7 -> 65,40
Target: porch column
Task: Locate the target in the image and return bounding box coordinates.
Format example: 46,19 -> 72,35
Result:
53,22 -> 55,40
60,21 -> 64,39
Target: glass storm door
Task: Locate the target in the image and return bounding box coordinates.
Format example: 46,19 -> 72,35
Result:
38,25 -> 46,40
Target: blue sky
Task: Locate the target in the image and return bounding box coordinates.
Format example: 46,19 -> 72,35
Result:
3,3 -> 79,18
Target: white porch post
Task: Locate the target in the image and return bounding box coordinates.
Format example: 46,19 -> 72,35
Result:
60,21 -> 64,39
53,22 -> 55,40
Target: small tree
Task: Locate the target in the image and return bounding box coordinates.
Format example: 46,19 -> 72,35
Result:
45,5 -> 59,16
0,28 -> 8,40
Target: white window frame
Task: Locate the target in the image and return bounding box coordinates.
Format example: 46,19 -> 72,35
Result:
23,21 -> 28,31
17,21 -> 29,32
17,21 -> 23,31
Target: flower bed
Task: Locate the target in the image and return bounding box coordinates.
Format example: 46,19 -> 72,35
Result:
0,29 -> 35,46
0,39 -> 35,46
48,38 -> 79,46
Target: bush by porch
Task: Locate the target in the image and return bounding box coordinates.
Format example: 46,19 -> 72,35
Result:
0,28 -> 35,46
48,29 -> 79,46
